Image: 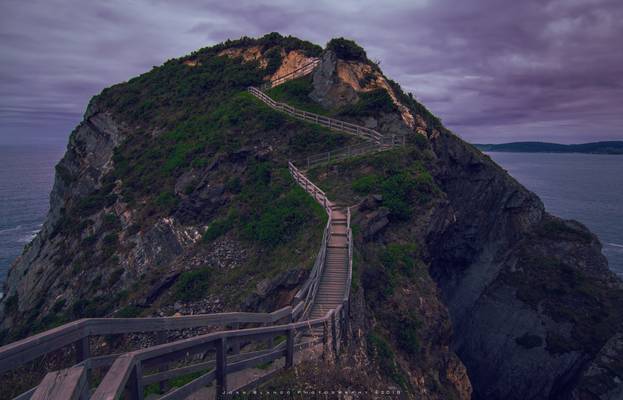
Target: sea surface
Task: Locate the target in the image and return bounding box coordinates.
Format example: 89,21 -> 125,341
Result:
0,146 -> 621,294
0,144 -> 65,293
487,152 -> 623,278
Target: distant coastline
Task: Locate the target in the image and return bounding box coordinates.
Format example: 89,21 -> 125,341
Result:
474,141 -> 623,154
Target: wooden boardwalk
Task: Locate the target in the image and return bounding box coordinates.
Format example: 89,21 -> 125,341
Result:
0,58 -> 405,400
309,208 -> 349,320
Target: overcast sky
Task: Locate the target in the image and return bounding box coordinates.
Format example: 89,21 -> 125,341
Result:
1,0 -> 622,145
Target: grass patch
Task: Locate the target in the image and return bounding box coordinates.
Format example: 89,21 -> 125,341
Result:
266,75 -> 328,115
173,268 -> 211,302
338,89 -> 397,118
366,331 -> 410,390
116,305 -> 142,318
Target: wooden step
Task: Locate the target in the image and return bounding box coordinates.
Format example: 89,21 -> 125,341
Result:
317,293 -> 345,298
317,288 -> 344,293
320,276 -> 346,282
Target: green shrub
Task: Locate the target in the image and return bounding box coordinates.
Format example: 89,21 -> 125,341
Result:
4,294 -> 18,315
225,176 -> 242,194
539,218 -> 592,243
266,75 -> 327,115
264,46 -> 283,75
242,186 -> 317,245
155,191 -> 178,211
203,216 -> 233,241
366,331 -> 409,390
352,174 -> 380,195
72,296 -> 112,318
82,235 -> 97,247
380,173 -> 417,220
338,89 -> 397,117
51,299 -> 66,313
174,268 -> 211,302
102,213 -> 121,231
381,243 -> 419,277
327,38 -> 367,61
102,233 -> 118,247
76,192 -> 117,216
108,268 -> 125,286
116,305 -> 142,318
396,317 -> 421,355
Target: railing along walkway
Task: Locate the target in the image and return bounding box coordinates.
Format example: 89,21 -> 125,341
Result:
260,59 -> 320,91
248,87 -> 383,143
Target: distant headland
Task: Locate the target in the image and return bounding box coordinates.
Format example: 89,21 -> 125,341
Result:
474,141 -> 623,154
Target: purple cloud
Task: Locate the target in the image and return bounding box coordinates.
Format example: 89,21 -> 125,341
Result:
1,0 -> 621,145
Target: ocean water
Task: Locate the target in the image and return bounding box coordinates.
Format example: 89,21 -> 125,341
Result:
0,146 -> 621,293
0,144 -> 65,291
487,152 -> 623,278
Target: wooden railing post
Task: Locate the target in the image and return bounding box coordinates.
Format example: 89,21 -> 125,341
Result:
216,337 -> 227,396
231,323 -> 240,355
128,361 -> 144,400
75,336 -> 91,388
286,328 -> 294,367
331,312 -> 338,358
262,322 -> 274,349
75,336 -> 90,363
156,331 -> 168,394
322,319 -> 329,361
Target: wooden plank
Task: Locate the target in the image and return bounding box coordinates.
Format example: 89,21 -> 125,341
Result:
127,362 -> 144,400
12,387 -> 36,400
158,369 -> 216,400
226,347 -> 284,374
91,353 -> 136,400
85,353 -> 123,370
229,366 -> 284,394
0,320 -> 86,373
216,337 -> 227,395
31,365 -> 86,400
286,328 -> 294,367
142,345 -> 279,386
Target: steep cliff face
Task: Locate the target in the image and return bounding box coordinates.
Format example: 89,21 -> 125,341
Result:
426,130 -> 623,399
1,34 -> 621,400
2,106 -> 135,322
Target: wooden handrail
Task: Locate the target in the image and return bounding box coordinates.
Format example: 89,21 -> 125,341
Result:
260,59 -> 320,91
248,87 -> 384,144
0,307 -> 293,375
91,313 -> 334,400
303,136 -> 405,170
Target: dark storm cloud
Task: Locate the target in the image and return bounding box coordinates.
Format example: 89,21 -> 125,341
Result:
1,0 -> 621,145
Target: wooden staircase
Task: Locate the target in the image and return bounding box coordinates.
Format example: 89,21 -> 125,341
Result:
309,207 -> 349,320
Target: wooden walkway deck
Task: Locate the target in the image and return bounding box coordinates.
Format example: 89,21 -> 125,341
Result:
309,208 -> 348,320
